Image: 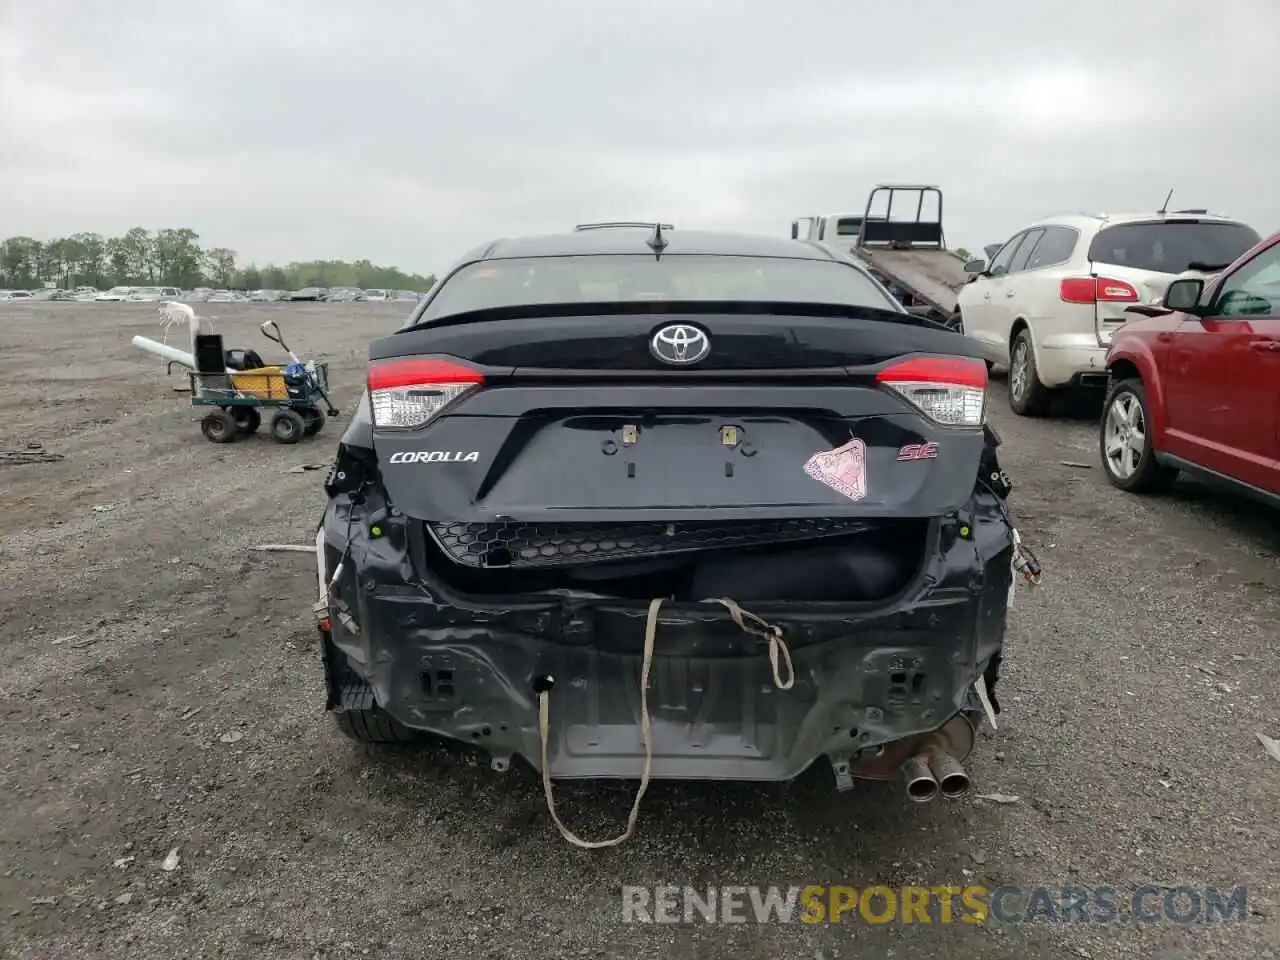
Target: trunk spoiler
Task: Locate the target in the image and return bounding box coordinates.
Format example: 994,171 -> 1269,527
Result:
398,299 -> 932,334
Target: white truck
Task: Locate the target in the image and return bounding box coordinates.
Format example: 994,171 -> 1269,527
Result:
791,184 -> 972,329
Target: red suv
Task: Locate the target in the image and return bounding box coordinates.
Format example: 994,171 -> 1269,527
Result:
1100,230 -> 1280,503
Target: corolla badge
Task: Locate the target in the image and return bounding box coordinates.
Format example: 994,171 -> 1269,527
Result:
387,450 -> 479,463
650,324 -> 711,365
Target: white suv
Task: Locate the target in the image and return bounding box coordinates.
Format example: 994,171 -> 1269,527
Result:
956,212 -> 1260,415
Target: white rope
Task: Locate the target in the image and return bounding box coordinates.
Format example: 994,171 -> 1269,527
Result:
708,596 -> 795,691
536,596 -> 794,848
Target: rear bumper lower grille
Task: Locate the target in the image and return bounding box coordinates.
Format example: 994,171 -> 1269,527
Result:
427,518 -> 877,569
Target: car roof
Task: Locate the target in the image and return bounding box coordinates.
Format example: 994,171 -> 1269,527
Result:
1024,211 -> 1249,232
460,228 -> 844,263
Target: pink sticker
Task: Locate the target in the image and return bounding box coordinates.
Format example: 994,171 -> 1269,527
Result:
804,438 -> 868,502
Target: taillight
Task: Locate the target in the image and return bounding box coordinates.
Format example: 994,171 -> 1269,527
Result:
367,357 -> 485,429
1059,277 -> 1139,304
875,356 -> 986,427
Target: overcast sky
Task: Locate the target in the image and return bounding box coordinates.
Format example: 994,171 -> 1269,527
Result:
2,0 -> 1277,274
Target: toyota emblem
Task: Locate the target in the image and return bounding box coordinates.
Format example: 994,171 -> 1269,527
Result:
650,324 -> 710,366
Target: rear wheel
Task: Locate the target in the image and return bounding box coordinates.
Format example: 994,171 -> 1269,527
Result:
322,636 -> 420,745
271,409 -> 306,444
200,409 -> 238,443
1099,378 -> 1178,493
334,707 -> 419,744
1008,328 -> 1052,417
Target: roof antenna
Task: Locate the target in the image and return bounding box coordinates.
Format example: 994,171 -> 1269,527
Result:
645,222 -> 668,260
1157,188 -> 1174,216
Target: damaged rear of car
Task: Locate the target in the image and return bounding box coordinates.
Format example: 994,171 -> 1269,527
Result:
314,227 -> 1028,831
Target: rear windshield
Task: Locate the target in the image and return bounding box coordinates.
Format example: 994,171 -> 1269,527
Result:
418,254 -> 900,322
835,218 -> 863,236
1088,221 -> 1260,273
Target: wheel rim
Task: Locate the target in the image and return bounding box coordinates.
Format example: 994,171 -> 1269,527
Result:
1104,392 -> 1146,479
1010,341 -> 1028,400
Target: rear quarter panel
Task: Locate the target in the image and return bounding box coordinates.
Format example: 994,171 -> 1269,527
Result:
1011,268 -> 1098,387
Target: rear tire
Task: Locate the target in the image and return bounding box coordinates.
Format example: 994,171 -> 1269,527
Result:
201,410 -> 238,443
1099,378 -> 1178,493
1008,328 -> 1052,417
271,409 -> 306,444
334,708 -> 420,744
322,636 -> 420,744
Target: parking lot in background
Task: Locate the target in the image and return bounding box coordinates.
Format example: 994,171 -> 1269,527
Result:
0,301 -> 1276,959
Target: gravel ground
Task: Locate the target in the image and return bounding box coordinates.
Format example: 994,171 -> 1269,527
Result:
0,301 -> 1277,960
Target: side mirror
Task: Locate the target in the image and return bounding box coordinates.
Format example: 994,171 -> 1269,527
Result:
963,259 -> 986,275
1163,278 -> 1204,313
790,221 -> 800,240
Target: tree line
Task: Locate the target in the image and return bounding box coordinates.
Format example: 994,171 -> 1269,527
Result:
0,228 -> 436,292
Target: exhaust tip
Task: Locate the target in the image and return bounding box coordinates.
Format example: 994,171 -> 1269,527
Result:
938,771 -> 972,799
928,751 -> 972,800
900,755 -> 938,802
906,776 -> 939,802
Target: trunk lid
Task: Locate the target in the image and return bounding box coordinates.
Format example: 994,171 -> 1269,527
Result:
367,306 -> 988,524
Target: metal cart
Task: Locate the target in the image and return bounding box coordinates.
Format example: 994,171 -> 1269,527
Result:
188,320 -> 340,444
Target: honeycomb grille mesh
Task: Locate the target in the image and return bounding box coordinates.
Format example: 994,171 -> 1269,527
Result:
427,517 -> 873,568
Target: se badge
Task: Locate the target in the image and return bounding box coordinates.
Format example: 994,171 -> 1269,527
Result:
897,442 -> 938,461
